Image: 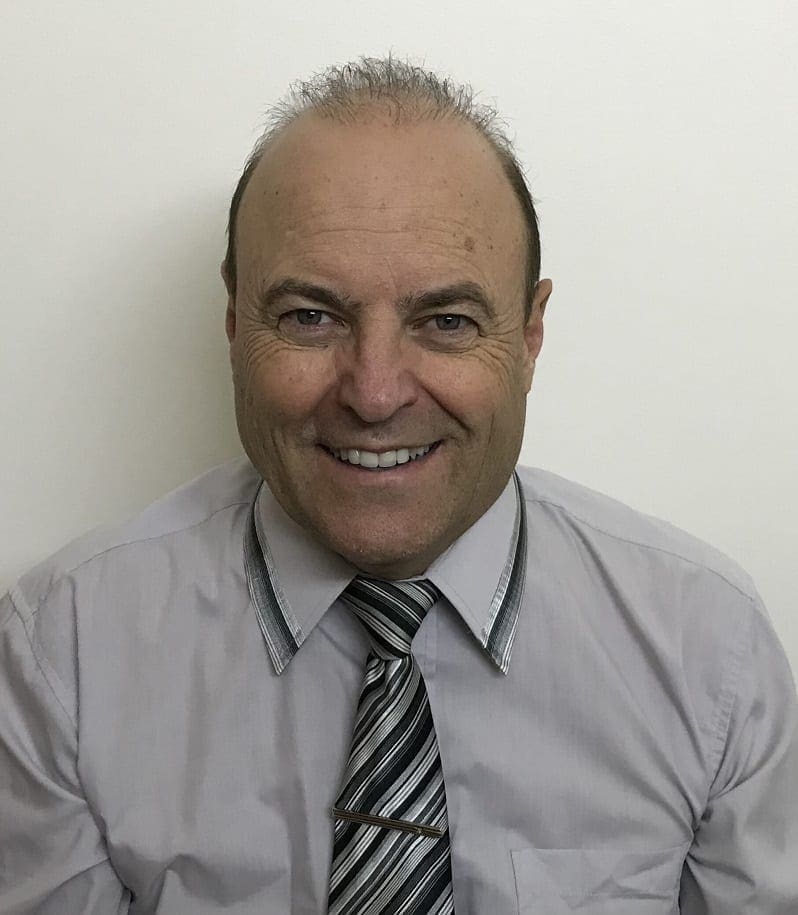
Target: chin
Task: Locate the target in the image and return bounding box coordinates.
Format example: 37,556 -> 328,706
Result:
326,529 -> 435,578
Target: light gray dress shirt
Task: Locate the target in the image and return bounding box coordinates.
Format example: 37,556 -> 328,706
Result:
1,457 -> 796,914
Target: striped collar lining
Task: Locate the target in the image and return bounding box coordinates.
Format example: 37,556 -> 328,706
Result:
244,472 -> 527,676
479,471 -> 527,674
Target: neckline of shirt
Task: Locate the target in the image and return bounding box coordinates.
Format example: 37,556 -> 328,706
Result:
244,471 -> 526,675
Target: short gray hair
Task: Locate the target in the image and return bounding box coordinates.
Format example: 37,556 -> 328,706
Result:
224,56 -> 541,318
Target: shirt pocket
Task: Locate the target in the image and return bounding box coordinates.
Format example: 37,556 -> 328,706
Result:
511,843 -> 689,914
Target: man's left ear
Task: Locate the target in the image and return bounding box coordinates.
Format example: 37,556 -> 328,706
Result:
523,278 -> 553,390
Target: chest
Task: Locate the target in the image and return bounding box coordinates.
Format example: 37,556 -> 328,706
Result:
78,603 -> 700,913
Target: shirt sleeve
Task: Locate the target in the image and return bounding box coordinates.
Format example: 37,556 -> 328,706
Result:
679,596 -> 798,914
0,587 -> 130,914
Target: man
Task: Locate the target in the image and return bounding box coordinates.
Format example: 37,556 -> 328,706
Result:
1,57 -> 796,914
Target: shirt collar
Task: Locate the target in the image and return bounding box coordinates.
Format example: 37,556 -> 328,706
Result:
244,471 -> 527,676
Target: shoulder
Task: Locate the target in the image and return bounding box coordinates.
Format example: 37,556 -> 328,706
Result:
12,456 -> 261,614
515,464 -> 758,606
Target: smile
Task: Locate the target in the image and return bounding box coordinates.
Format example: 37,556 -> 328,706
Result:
321,442 -> 439,470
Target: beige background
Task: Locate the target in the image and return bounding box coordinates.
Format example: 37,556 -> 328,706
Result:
1,0 -> 795,674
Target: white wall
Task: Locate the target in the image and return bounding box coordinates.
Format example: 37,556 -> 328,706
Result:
2,1 -> 795,674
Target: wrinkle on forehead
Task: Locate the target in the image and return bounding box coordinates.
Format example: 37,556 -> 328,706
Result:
274,208 -> 490,245
244,218 -> 517,307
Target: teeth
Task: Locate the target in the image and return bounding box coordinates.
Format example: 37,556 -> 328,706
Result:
360,451 -> 379,469
331,443 -> 433,469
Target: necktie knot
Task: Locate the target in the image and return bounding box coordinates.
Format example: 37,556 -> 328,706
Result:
340,576 -> 440,659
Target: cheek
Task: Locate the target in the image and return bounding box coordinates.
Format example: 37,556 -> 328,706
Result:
235,337 -> 332,424
428,351 -> 526,427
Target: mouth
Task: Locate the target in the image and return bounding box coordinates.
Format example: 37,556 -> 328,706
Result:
319,441 -> 441,471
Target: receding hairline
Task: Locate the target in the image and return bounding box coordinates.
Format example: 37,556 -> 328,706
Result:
242,104 -> 516,199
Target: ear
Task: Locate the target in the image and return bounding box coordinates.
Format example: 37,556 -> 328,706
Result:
523,278 -> 553,392
221,260 -> 236,342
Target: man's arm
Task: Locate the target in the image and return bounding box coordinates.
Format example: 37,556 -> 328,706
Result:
680,598 -> 798,914
0,588 -> 129,914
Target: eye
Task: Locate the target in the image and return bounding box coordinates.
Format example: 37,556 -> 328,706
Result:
429,314 -> 475,332
278,309 -> 341,331
291,309 -> 334,326
276,308 -> 344,343
415,312 -> 479,350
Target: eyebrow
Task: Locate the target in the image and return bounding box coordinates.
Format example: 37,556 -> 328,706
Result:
257,278 -> 496,320
258,279 -> 357,313
404,282 -> 496,320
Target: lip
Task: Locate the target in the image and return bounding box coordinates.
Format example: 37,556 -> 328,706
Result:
320,442 -> 437,454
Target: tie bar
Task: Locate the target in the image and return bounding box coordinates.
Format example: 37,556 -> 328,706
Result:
332,806 -> 444,838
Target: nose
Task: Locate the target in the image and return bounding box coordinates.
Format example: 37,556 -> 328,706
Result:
336,323 -> 419,423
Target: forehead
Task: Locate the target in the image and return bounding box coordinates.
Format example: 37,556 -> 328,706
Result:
235,112 -> 526,297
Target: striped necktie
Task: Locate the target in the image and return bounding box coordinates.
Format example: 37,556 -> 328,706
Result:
328,576 -> 454,915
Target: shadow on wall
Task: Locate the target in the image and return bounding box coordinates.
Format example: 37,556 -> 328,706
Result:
2,191 -> 243,589
102,191 -> 243,486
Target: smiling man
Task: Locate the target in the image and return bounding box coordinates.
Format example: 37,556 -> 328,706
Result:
1,58 -> 797,915
225,102 -> 547,581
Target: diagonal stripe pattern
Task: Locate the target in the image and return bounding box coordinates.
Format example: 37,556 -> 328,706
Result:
328,577 -> 454,915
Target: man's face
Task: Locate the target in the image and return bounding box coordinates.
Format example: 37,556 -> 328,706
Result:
226,112 -> 551,579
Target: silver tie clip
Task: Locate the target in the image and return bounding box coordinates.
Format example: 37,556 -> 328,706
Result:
332,807 -> 444,838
